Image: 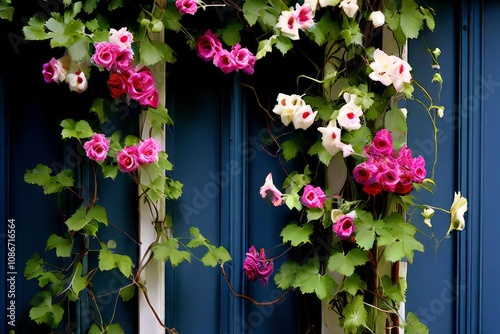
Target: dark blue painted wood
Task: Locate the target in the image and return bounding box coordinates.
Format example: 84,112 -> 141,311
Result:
406,1 -> 459,333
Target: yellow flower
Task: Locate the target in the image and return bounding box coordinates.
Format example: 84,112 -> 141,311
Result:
448,191 -> 468,235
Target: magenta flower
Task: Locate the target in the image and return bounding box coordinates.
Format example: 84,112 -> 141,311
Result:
231,44 -> 256,75
197,30 -> 223,62
42,57 -> 67,83
369,129 -> 394,156
137,138 -> 162,164
300,184 -> 327,209
213,49 -> 238,74
92,42 -> 122,71
117,146 -> 139,173
83,134 -> 110,162
243,246 -> 274,287
259,173 -> 283,206
128,65 -> 159,108
332,212 -> 356,240
176,0 -> 198,15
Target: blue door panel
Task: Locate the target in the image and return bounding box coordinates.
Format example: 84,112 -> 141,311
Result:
406,1 -> 458,333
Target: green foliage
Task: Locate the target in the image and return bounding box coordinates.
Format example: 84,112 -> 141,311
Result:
280,222 -> 314,246
29,291 -> 65,329
24,165 -> 74,194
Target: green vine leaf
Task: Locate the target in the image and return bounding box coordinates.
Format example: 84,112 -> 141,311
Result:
242,0 -> 268,27
307,208 -> 324,222
341,295 -> 368,334
327,248 -> 369,277
24,165 -> 74,194
201,245 -> 232,267
139,38 -> 176,65
280,222 -> 314,246
46,234 -> 73,257
282,137 -> 301,162
29,291 -> 64,329
98,247 -> 134,278
404,312 -> 429,334
309,11 -> 341,46
23,15 -> 50,41
60,119 -> 94,139
384,107 -> 408,133
24,252 -> 45,280
340,273 -> 367,296
340,17 -> 363,46
119,284 -> 136,302
380,275 -> 406,303
0,0 -> 14,21
69,262 -> 88,299
274,260 -> 300,289
377,213 -> 424,263
152,238 -> 191,267
218,18 -> 243,46
293,258 -> 336,300
308,141 -> 333,166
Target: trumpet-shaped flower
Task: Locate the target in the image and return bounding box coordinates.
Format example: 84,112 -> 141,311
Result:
448,192 -> 468,234
260,173 -> 283,206
332,210 -> 357,240
42,56 -> 68,83
339,0 -> 358,18
300,184 -> 327,208
65,70 -> 88,93
317,120 -> 353,157
369,49 -> 412,92
276,10 -> 301,40
273,93 -> 305,126
337,93 -> 363,131
421,207 -> 435,228
292,104 -> 317,130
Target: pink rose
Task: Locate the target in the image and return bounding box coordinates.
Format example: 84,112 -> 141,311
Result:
197,30 -> 223,62
377,169 -> 400,192
300,184 -> 327,209
243,246 -> 274,287
412,155 -> 426,183
353,160 -> 377,185
231,44 -> 256,75
83,134 -> 110,162
176,0 -> 198,15
332,214 -> 356,240
137,138 -> 162,164
128,65 -> 158,107
92,42 -> 122,71
117,146 -> 139,173
213,49 -> 237,74
114,47 -> 134,72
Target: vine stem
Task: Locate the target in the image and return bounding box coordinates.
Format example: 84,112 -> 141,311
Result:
138,282 -> 179,334
220,264 -> 290,306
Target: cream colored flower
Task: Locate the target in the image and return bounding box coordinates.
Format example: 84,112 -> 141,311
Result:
369,11 -> 385,28
448,192 -> 468,234
272,93 -> 304,126
421,207 -> 435,228
339,0 -> 358,18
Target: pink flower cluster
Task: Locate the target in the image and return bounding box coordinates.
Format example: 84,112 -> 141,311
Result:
353,129 -> 426,196
116,138 -> 162,173
196,30 -> 256,75
91,28 -> 159,108
42,54 -> 88,93
243,246 -> 274,287
300,185 -> 326,209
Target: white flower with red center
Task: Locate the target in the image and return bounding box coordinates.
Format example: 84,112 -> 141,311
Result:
317,120 -> 353,157
292,104 -> 318,130
276,10 -> 300,40
65,70 -> 88,93
294,3 -> 315,30
337,93 -> 363,131
272,93 -> 305,126
109,27 -> 134,50
369,49 -> 413,92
